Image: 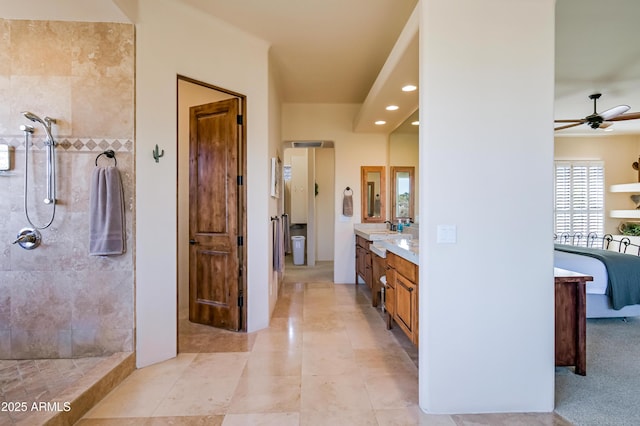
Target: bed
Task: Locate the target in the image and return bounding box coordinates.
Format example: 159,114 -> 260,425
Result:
554,233 -> 640,318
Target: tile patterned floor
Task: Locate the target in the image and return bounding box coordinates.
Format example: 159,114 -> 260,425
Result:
0,356 -> 107,425
75,259 -> 570,425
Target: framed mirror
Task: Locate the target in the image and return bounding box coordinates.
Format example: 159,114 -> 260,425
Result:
391,166 -> 414,222
390,109 -> 419,223
361,166 -> 386,223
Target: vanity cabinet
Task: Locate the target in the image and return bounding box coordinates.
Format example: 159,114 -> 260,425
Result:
357,234 -> 387,307
371,251 -> 386,308
386,251 -> 419,346
355,235 -> 373,288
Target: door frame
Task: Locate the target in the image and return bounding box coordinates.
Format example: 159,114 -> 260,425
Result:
177,74 -> 247,333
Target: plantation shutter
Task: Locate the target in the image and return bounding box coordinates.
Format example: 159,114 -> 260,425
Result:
554,161 -> 604,241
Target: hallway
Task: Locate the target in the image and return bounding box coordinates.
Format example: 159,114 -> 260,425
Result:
77,266 -> 569,425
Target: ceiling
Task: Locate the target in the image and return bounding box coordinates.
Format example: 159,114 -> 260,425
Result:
555,0 -> 640,136
3,0 -> 640,135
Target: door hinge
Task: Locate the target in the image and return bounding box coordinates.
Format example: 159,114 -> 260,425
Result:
237,115 -> 243,125
237,175 -> 243,186
238,295 -> 244,307
238,236 -> 244,246
239,266 -> 243,277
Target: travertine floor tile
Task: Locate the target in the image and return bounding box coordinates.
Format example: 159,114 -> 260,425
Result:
227,376 -> 301,414
300,374 -> 372,412
75,262 -> 577,426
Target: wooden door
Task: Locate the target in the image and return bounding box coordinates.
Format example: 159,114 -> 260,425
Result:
189,98 -> 242,331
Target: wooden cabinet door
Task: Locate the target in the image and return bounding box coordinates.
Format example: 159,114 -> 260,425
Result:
364,250 -> 372,288
385,267 -> 396,319
356,245 -> 365,282
395,273 -> 417,344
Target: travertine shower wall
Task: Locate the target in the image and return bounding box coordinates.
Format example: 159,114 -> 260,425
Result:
0,20 -> 135,358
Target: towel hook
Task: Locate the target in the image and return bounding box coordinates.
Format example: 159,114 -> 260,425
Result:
95,150 -> 117,166
153,144 -> 164,163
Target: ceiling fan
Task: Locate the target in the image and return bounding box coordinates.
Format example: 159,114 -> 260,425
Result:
555,93 -> 640,131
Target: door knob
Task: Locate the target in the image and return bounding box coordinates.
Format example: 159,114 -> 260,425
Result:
189,239 -> 197,245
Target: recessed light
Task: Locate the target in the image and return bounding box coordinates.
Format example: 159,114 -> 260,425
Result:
402,85 -> 417,92
386,105 -> 399,111
411,121 -> 419,126
375,120 -> 386,125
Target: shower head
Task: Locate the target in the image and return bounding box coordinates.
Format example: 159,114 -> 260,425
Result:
22,111 -> 56,144
22,111 -> 46,126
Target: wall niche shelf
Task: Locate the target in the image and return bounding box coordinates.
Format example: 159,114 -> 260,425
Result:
610,210 -> 640,219
609,183 -> 640,218
610,183 -> 640,193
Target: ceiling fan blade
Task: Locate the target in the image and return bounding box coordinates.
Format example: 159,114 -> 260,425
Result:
555,122 -> 585,131
608,112 -> 640,122
599,121 -> 613,129
600,105 -> 630,120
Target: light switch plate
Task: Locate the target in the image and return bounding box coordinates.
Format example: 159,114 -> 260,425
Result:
437,224 -> 457,244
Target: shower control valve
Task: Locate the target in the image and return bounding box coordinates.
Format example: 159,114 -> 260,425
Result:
13,228 -> 42,250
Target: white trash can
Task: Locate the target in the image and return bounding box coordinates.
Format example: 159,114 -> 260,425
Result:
291,236 -> 305,265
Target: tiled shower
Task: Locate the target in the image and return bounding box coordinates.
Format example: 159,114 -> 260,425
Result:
0,19 -> 135,359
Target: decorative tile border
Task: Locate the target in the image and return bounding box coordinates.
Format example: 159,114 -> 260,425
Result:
0,137 -> 133,152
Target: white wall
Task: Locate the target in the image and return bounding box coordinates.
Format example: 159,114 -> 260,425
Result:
419,0 -> 555,413
315,148 -> 335,261
282,103 -> 388,283
268,56 -> 283,314
135,0 -> 272,367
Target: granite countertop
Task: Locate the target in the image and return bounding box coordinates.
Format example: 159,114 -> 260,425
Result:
353,224 -> 411,242
374,238 -> 419,266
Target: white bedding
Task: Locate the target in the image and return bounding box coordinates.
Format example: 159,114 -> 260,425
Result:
553,250 -> 608,295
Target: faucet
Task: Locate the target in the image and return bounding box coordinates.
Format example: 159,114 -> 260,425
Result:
384,221 -> 396,231
13,228 -> 42,250
13,233 -> 36,245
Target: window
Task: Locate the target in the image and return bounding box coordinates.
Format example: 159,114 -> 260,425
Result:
554,161 -> 604,241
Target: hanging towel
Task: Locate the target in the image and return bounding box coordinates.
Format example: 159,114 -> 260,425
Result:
282,214 -> 291,254
90,166 -> 126,256
343,188 -> 353,217
273,218 -> 285,272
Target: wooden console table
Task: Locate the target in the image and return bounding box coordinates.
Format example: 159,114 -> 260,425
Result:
554,267 -> 591,376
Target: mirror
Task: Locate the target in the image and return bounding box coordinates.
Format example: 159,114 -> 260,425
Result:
391,166 -> 414,221
389,110 -> 418,223
361,166 -> 386,223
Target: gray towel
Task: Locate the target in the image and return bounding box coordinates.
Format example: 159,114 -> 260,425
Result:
273,218 -> 284,272
343,194 -> 353,217
282,214 -> 291,254
90,166 -> 126,256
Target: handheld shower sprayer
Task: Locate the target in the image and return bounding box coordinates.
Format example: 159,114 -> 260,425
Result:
22,111 -> 57,146
15,111 -> 59,248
